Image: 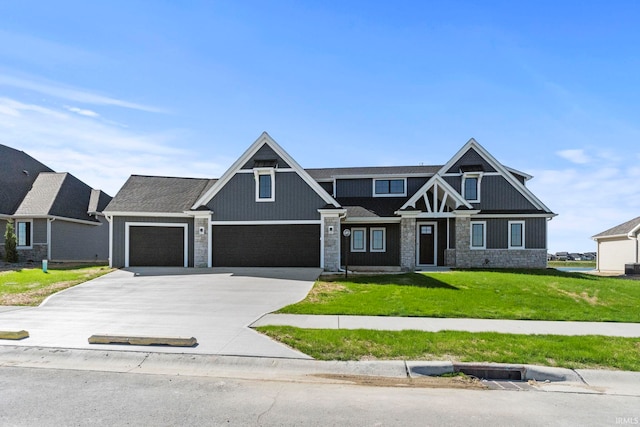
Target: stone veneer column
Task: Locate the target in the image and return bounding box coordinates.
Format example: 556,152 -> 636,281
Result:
454,215 -> 471,268
193,215 -> 210,268
399,212 -> 419,271
319,209 -> 346,272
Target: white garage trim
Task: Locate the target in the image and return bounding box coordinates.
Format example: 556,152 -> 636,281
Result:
125,222 -> 189,268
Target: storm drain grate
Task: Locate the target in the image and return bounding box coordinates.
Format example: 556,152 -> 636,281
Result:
454,365 -> 524,381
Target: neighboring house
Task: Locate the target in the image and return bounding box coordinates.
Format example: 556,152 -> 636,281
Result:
555,251 -> 569,261
104,132 -> 556,270
592,216 -> 640,272
0,144 -> 112,263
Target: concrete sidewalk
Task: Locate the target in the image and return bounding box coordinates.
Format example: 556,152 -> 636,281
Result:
252,314 -> 640,337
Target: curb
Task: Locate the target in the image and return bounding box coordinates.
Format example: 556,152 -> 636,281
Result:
406,361 -> 581,382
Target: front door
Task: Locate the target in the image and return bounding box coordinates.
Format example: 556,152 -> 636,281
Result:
417,223 -> 436,266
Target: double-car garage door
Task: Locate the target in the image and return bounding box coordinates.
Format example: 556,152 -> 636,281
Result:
212,224 -> 320,267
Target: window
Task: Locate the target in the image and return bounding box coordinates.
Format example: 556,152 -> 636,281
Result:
373,179 -> 406,197
470,221 -> 486,249
350,228 -> 366,252
509,221 -> 525,249
254,169 -> 275,202
462,173 -> 481,202
16,220 -> 32,248
370,228 -> 386,252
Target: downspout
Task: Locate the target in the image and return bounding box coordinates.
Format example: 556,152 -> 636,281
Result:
338,211 -> 348,272
47,218 -> 56,260
105,214 -> 113,268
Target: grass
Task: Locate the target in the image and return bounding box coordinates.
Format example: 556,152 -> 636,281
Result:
278,269 -> 640,322
257,326 -> 640,371
548,260 -> 596,268
0,264 -> 112,306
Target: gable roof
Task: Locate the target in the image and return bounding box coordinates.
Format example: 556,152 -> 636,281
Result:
439,138 -> 554,213
592,216 -> 640,240
306,165 -> 441,181
105,175 -> 216,214
13,172 -> 112,223
191,132 -> 340,209
400,174 -> 473,211
0,144 -> 54,215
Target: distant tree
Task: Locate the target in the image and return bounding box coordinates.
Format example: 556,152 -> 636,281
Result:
4,221 -> 18,263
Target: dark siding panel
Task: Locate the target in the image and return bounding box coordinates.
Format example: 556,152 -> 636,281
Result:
479,176 -> 537,210
319,181 -> 333,195
51,217 -> 109,261
449,218 -> 456,249
487,218 -> 508,249
111,216 -> 194,268
407,177 -> 429,195
437,219 -> 448,266
129,226 -> 184,266
241,143 -> 290,169
207,172 -> 326,221
340,224 -> 400,266
212,225 -> 319,267
443,176 -> 461,193
526,218 -> 546,249
33,219 -> 47,244
336,179 -> 372,198
447,148 -> 497,173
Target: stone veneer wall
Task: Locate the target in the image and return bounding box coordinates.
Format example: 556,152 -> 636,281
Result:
14,244 -> 48,262
444,249 -> 456,267
323,216 -> 341,272
194,217 -> 209,268
400,217 -> 417,271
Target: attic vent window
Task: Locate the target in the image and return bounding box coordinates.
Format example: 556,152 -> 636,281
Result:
253,159 -> 278,168
459,164 -> 484,173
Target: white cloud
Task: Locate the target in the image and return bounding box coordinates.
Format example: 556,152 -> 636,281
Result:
556,148 -> 591,164
64,106 -> 99,117
0,97 -> 225,195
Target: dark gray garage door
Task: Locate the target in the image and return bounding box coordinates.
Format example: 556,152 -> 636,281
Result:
129,226 -> 185,267
212,224 -> 320,267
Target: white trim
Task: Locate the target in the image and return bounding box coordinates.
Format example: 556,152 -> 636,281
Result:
372,177 -> 407,197
344,217 -> 401,224
442,172 -> 501,177
10,214 -> 102,226
191,132 -> 340,208
103,211 -> 192,218
508,220 -> 526,249
236,168 -> 296,174
370,227 -> 386,252
505,166 -> 533,181
470,221 -> 487,250
207,221 -> 213,268
474,213 -> 556,219
254,168 -> 276,202
415,212 -> 456,219
400,174 -> 472,211
439,138 -> 553,213
416,222 -> 437,266
124,222 -> 188,268
320,216 -> 325,269
15,219 -> 33,249
106,215 -> 113,268
350,227 -> 366,252
322,172 -> 436,180
46,218 -> 55,260
462,172 -> 482,203
210,220 -> 321,225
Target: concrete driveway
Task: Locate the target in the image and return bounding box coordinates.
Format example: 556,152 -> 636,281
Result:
0,267 -> 320,358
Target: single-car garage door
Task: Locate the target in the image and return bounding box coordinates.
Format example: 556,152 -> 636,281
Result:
212,224 -> 320,267
128,225 -> 186,267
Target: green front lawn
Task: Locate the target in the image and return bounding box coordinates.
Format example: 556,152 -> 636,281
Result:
279,270 -> 640,322
257,326 -> 640,371
0,265 -> 112,306
548,260 -> 596,268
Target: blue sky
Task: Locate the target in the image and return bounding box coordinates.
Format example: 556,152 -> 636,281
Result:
1,1 -> 639,252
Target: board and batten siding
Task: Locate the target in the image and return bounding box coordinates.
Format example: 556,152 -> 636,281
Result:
485,217 -> 546,249
336,177 -> 429,199
206,172 -> 326,221
446,148 -> 497,174
51,217 -> 109,261
110,216 -> 194,268
241,144 -> 290,169
443,175 -> 538,211
340,223 -> 400,266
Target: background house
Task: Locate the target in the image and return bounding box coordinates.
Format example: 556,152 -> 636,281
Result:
0,144 -> 112,263
592,216 -> 640,273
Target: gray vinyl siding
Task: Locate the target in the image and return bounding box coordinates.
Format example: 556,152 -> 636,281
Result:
407,177 -> 429,195
341,223 -> 400,266
33,219 -> 47,244
443,176 -> 461,193
206,172 -> 326,221
241,144 -> 290,169
446,148 -> 497,173
336,178 -> 372,198
51,217 -> 109,261
319,181 -> 333,195
479,176 -> 537,210
486,218 -> 546,249
111,216 -> 194,268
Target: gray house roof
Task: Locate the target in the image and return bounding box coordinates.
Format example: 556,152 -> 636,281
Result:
0,144 -> 53,215
14,172 -> 111,223
306,165 -> 442,181
105,175 -> 217,213
593,216 -> 640,239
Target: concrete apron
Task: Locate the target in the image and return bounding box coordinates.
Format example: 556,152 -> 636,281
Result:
0,267 -> 321,359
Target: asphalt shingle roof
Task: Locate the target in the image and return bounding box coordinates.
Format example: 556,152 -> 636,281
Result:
0,144 -> 53,215
105,175 -> 217,213
593,216 -> 640,239
336,197 -> 408,218
305,165 -> 441,181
